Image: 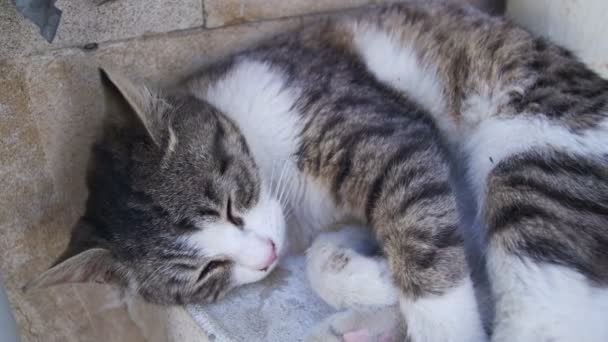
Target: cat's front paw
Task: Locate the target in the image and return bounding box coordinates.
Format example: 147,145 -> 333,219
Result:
306,308 -> 403,342
306,228 -> 398,309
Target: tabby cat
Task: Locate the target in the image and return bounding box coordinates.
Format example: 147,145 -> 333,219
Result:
25,1 -> 608,341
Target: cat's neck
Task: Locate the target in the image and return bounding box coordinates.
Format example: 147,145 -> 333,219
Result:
190,59 -> 302,179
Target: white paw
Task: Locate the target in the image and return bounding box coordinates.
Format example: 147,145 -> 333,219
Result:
306,227 -> 398,309
306,307 -> 404,342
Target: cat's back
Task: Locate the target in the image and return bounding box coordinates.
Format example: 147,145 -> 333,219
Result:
187,0 -> 608,131
339,1 -> 608,129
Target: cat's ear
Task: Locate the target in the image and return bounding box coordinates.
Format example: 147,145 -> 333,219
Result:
98,67 -> 167,146
22,249 -> 119,292
22,221 -> 123,292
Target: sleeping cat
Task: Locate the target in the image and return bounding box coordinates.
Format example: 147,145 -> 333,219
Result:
25,1 -> 608,341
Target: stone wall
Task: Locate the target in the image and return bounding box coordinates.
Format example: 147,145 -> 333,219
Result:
0,0 -> 512,341
507,0 -> 608,78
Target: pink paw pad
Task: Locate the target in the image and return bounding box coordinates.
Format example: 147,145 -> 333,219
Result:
379,331 -> 395,342
343,329 -> 372,342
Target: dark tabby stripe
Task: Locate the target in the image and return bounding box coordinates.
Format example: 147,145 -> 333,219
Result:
365,141 -> 432,220
330,126 -> 396,198
212,119 -> 232,175
487,151 -> 608,283
397,182 -> 452,215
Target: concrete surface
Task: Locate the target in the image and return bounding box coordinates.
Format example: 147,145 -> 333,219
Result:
127,296 -> 210,342
0,0 -> 203,59
204,0 -> 389,28
203,0 -> 504,28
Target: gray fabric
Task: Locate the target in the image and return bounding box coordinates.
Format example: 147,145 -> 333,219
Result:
188,256 -> 334,342
12,0 -> 62,42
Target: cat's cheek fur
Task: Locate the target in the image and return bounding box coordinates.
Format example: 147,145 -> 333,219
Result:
488,247 -> 608,342
241,190 -> 287,259
186,225 -> 272,269
231,264 -> 272,285
185,191 -> 286,276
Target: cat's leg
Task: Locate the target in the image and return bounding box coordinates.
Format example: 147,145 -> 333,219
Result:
305,226 -> 403,342
305,148 -> 486,341
362,147 -> 486,342
308,125 -> 486,340
462,116 -> 608,341
295,21 -> 484,339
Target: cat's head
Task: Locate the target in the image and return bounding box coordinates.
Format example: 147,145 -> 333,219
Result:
23,68 -> 286,304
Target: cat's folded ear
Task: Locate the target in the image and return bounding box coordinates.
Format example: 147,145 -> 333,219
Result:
98,66 -> 169,147
22,220 -> 123,293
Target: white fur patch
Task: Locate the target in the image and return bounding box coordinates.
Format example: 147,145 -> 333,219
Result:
185,189 -> 285,285
288,176 -> 349,252
351,25 -> 450,133
166,126 -> 178,153
196,60 -> 347,254
162,125 -> 179,164
488,247 -> 608,342
241,188 -> 287,259
401,277 -> 487,342
203,60 -> 302,181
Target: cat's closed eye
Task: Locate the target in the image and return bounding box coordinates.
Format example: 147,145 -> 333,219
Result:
226,197 -> 244,227
198,208 -> 221,218
197,260 -> 227,282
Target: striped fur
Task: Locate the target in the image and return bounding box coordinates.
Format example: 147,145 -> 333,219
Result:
335,2 -> 608,341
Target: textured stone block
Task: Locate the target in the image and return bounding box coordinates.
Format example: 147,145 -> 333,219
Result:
0,0 -> 203,60
507,0 -> 608,78
0,55 -> 148,342
203,0 -> 503,28
128,297 -> 210,342
204,0 -> 373,28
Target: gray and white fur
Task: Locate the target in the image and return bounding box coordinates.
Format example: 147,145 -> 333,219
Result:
26,1 -> 608,341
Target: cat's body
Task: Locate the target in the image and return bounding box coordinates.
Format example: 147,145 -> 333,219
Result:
26,1 -> 608,341
184,8 -> 483,340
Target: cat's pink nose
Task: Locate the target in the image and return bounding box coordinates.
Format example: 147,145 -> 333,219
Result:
259,240 -> 277,271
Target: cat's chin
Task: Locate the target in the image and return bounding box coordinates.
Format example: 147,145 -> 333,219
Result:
231,260 -> 281,286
